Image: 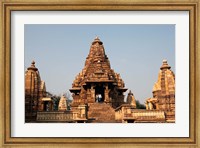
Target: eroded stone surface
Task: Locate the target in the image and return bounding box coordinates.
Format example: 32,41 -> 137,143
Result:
25,61 -> 46,121
152,60 -> 175,111
58,95 -> 68,111
126,90 -> 136,108
145,60 -> 175,122
69,37 -> 128,122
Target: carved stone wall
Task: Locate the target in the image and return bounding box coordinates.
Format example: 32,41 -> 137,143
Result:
38,98 -> 53,111
115,105 -> 165,123
70,37 -> 127,110
153,60 -> 175,112
58,95 -> 68,111
36,111 -> 73,122
126,90 -> 136,108
145,60 -> 175,122
25,61 -> 46,122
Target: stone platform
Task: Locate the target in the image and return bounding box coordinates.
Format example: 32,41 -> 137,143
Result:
87,103 -> 116,123
36,111 -> 73,122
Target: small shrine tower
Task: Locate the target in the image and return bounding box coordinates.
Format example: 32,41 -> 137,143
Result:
126,90 -> 136,108
152,60 -> 175,111
58,95 -> 68,111
145,60 -> 175,122
25,61 -> 46,121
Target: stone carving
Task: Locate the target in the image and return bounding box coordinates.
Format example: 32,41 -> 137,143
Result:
37,111 -> 73,122
152,60 -> 175,111
69,37 -> 127,122
58,95 -> 68,111
126,90 -> 136,108
145,98 -> 158,110
70,37 -> 127,108
25,61 -> 46,122
38,97 -> 53,111
145,60 -> 175,122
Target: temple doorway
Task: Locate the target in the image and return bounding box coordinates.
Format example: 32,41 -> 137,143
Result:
95,85 -> 104,103
43,101 -> 49,111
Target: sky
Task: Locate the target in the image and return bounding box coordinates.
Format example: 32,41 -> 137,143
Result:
25,24 -> 175,104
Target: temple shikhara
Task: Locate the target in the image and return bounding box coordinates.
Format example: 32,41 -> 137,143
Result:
145,60 -> 175,122
25,37 -> 175,123
25,61 -> 52,121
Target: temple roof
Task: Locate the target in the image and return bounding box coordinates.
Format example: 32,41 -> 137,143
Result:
27,60 -> 38,71
58,95 -> 67,111
153,60 -> 175,93
71,37 -> 125,89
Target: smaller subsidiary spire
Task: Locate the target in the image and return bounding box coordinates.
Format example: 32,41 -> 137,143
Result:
128,90 -> 133,95
127,90 -> 136,108
58,95 -> 67,111
160,59 -> 171,70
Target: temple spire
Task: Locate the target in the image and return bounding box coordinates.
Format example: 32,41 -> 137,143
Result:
126,90 -> 136,108
70,37 -> 127,109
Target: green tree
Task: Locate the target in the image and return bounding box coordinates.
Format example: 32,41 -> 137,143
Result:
52,95 -> 61,111
136,100 -> 146,109
46,91 -> 60,111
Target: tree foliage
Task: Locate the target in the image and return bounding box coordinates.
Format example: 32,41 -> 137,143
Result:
136,100 -> 146,109
46,91 -> 73,111
46,91 -> 61,111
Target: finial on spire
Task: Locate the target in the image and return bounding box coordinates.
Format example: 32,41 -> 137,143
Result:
31,60 -> 35,67
92,36 -> 103,45
27,60 -> 38,71
163,59 -> 167,63
160,59 -> 171,70
163,59 -> 167,64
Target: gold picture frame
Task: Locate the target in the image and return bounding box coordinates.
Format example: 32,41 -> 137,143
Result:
0,0 -> 199,147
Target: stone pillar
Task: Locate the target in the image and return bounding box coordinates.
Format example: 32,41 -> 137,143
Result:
49,101 -> 53,111
145,101 -> 149,110
86,88 -> 91,103
38,99 -> 43,111
78,105 -> 87,119
149,102 -> 153,110
156,102 -> 159,110
104,85 -> 110,103
89,85 -> 95,103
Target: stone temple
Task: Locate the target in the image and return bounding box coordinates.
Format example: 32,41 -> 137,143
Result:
25,37 -> 175,123
70,37 -> 127,122
25,61 -> 47,121
145,60 -> 175,122
25,61 -> 53,122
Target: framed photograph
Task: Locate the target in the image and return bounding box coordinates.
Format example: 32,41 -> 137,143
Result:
1,0 -> 199,147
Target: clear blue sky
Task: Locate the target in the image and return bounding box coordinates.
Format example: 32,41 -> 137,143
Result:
25,24 -> 175,104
